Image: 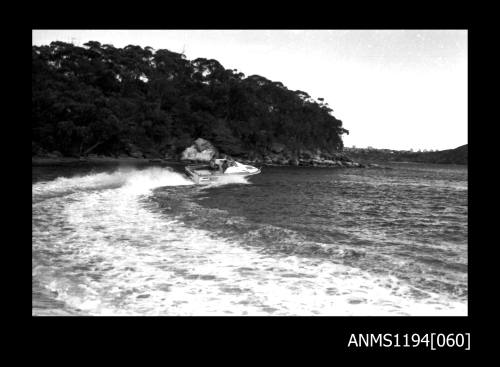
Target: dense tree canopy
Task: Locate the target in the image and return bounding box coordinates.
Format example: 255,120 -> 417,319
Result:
32,41 -> 349,158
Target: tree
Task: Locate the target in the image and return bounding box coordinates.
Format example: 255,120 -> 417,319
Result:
32,41 -> 349,159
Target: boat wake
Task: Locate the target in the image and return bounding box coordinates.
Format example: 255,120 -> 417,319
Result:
201,174 -> 250,187
32,166 -> 467,316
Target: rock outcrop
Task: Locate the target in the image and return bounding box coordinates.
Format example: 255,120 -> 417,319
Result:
181,138 -> 218,162
178,137 -> 364,168
231,147 -> 363,168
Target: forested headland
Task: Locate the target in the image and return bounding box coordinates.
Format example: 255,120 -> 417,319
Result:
32,41 -> 350,164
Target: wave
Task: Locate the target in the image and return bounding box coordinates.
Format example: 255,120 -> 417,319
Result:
32,166 -> 467,316
203,174 -> 250,187
343,176 -> 468,191
32,167 -> 194,201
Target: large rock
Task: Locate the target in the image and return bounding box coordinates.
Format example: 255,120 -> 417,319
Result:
181,138 -> 218,162
182,146 -> 200,160
194,138 -> 215,152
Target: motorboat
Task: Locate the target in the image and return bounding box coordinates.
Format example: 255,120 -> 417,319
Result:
185,158 -> 261,184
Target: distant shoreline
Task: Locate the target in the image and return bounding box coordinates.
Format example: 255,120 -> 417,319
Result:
343,145 -> 467,166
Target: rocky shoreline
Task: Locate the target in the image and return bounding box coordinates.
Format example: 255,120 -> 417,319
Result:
31,155 -> 386,169
178,138 -> 376,168
32,138 -> 384,169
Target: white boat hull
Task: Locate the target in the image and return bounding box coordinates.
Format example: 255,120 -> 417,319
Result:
185,161 -> 261,184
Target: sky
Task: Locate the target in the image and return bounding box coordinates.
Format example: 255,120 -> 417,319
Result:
32,30 -> 467,151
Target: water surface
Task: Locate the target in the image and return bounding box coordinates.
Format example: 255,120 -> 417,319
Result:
32,162 -> 467,315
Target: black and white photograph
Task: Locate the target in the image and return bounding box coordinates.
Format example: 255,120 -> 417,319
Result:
32,29 -> 467,317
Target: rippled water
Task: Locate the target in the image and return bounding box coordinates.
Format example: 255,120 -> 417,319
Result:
32,162 -> 467,315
